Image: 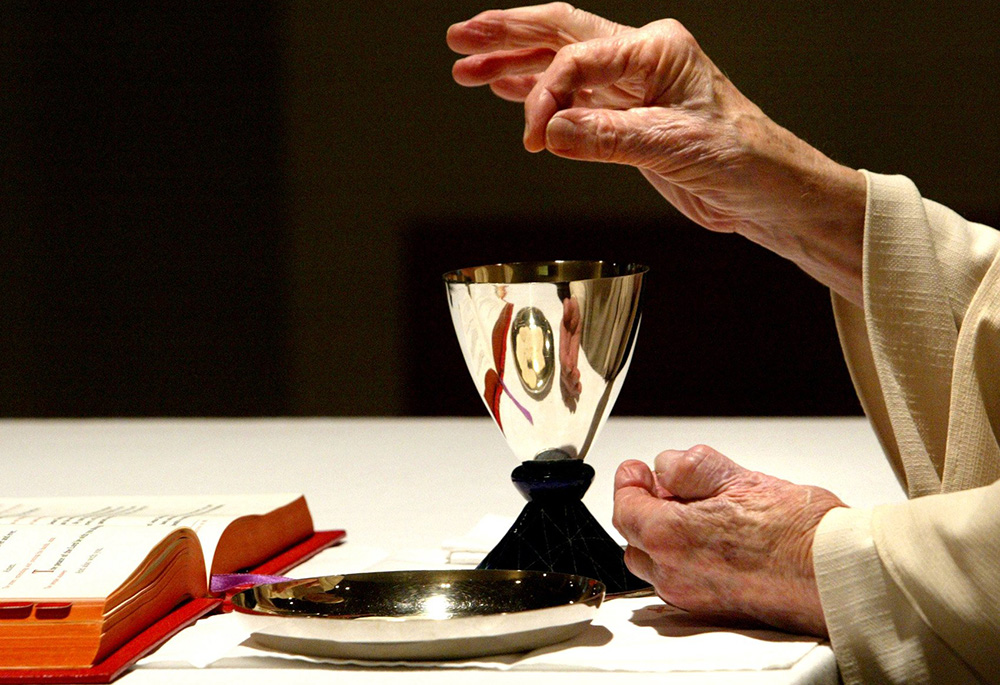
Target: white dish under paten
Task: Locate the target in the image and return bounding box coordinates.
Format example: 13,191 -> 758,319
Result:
229,569 -> 605,661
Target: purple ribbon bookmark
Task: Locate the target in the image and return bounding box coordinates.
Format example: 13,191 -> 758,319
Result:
210,573 -> 292,594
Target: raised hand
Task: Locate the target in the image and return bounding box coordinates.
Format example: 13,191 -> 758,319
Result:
448,4 -> 866,305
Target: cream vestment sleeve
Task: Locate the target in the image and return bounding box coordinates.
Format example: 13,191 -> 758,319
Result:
813,172 -> 1000,683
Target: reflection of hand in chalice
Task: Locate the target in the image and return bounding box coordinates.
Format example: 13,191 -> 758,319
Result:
559,296 -> 582,410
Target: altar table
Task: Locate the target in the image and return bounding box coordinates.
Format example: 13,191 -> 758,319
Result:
1,417 -> 905,684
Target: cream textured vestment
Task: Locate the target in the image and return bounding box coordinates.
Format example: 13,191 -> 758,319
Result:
813,172 -> 1000,683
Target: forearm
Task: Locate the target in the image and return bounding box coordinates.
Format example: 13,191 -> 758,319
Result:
731,112 -> 866,306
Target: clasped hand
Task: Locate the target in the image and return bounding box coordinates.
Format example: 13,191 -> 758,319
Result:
613,445 -> 845,636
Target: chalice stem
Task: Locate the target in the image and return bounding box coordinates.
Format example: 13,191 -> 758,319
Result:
477,460 -> 648,595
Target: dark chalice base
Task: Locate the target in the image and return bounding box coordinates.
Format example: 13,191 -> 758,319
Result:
477,460 -> 650,595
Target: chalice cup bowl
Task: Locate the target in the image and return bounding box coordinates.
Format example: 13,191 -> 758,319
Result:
444,261 -> 649,594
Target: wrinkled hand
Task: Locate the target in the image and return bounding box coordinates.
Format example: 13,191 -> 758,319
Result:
612,444 -> 846,636
447,3 -> 866,304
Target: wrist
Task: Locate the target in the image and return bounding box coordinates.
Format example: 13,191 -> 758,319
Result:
734,113 -> 866,305
757,488 -> 845,637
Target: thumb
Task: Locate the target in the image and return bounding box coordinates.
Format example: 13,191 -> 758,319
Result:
614,459 -> 656,493
543,108 -> 700,168
654,445 -> 746,500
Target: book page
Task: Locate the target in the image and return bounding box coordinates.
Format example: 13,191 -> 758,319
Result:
0,494 -> 301,582
0,524 -> 186,599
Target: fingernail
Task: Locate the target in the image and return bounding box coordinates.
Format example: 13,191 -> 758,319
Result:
523,119 -> 542,153
545,116 -> 578,152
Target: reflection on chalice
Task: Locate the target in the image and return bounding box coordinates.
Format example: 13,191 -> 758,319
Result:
444,261 -> 649,594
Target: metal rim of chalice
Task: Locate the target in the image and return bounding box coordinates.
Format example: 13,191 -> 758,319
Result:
442,260 -> 648,285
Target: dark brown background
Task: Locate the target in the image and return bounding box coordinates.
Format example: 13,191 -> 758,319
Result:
1,1 -> 997,417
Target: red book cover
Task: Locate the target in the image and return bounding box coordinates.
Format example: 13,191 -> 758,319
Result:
0,529 -> 345,684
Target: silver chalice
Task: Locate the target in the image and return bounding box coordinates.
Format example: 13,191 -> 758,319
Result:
444,261 -> 649,594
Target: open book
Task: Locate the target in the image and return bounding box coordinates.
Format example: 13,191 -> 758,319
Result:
0,494 -> 342,676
